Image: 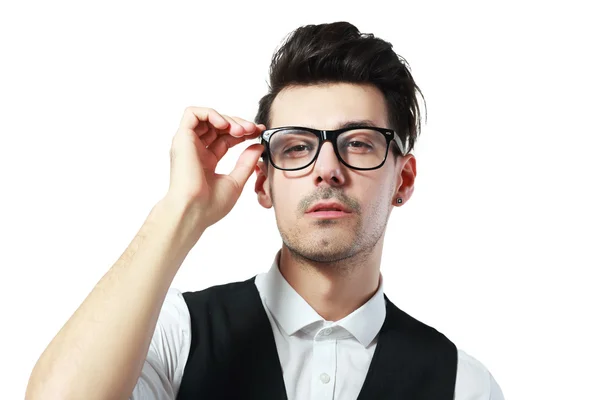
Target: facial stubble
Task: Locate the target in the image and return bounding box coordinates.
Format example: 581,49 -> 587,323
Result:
271,180 -> 389,271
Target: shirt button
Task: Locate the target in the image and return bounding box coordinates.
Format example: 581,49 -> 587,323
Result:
320,373 -> 331,384
322,328 -> 332,336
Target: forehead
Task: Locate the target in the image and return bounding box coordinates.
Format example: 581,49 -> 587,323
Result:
270,82 -> 389,129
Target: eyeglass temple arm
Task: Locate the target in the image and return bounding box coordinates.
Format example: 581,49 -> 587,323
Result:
260,137 -> 268,160
393,133 -> 408,156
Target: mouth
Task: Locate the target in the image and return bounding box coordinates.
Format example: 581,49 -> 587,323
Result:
305,209 -> 352,219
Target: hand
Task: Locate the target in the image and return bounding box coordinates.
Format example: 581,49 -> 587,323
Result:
165,106 -> 266,231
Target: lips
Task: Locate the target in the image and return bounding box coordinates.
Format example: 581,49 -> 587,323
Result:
306,201 -> 351,213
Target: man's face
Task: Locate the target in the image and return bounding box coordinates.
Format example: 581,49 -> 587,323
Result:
255,82 -> 415,264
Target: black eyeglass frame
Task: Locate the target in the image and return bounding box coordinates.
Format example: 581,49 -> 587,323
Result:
259,125 -> 407,171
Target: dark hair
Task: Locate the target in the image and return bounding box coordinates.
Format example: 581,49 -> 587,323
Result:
254,21 -> 425,158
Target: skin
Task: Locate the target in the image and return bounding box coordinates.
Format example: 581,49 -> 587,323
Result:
254,82 -> 417,321
24,87 -> 415,399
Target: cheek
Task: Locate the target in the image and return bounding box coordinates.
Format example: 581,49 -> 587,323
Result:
363,181 -> 393,215
270,178 -> 298,215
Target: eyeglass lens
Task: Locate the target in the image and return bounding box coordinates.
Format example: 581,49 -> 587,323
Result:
268,128 -> 389,170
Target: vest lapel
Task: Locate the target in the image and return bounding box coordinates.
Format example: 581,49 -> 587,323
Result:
356,295 -> 457,400
178,277 -> 288,400
230,277 -> 288,399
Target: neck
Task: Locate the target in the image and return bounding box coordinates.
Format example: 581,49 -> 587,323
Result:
278,239 -> 383,322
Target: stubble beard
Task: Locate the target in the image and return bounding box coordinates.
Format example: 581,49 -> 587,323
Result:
270,179 -> 390,274
278,208 -> 388,275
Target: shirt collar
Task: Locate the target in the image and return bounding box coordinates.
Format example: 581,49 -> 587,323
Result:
336,275 -> 386,347
255,250 -> 386,348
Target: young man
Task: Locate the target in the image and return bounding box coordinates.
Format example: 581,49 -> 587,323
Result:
26,22 -> 504,400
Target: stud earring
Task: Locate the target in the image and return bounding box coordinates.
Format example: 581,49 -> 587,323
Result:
396,198 -> 402,204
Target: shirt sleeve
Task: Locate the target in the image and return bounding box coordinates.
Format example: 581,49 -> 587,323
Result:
129,288 -> 191,400
455,349 -> 505,400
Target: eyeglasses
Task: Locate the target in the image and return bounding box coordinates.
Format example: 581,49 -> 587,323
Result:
259,125 -> 407,171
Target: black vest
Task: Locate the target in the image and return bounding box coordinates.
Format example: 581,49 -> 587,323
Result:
176,276 -> 457,400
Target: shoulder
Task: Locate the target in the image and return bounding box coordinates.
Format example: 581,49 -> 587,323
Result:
455,349 -> 505,400
181,276 -> 257,306
384,295 -> 456,352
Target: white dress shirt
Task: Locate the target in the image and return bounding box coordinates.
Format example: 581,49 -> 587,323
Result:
131,251 -> 504,400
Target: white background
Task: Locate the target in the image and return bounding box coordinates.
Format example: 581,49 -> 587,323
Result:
1,0 -> 598,398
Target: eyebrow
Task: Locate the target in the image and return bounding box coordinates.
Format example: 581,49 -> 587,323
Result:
305,119 -> 380,130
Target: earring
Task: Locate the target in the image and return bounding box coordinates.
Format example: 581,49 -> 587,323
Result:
396,198 -> 402,204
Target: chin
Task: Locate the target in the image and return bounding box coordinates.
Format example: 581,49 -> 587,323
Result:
299,249 -> 354,264
286,236 -> 359,263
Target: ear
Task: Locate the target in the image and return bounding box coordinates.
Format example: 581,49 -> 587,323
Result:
392,154 -> 417,207
254,160 -> 273,209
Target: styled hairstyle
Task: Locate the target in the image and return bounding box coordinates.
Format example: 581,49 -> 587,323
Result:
254,21 -> 425,159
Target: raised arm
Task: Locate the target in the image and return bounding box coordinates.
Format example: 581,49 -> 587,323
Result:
25,107 -> 265,400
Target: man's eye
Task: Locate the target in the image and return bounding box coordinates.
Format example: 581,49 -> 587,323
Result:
283,144 -> 311,154
345,141 -> 373,149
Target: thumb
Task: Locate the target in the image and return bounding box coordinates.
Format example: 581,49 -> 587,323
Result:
228,143 -> 265,191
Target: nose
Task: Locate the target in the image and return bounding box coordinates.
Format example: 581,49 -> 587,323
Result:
312,140 -> 346,187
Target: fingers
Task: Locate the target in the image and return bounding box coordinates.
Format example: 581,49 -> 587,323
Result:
230,116 -> 258,135
203,119 -> 264,150
207,132 -> 266,166
207,134 -> 246,162
226,115 -> 264,138
179,107 -> 228,134
228,143 -> 265,191
177,106 -> 266,158
179,106 -> 264,140
220,115 -> 245,137
200,129 -> 218,148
